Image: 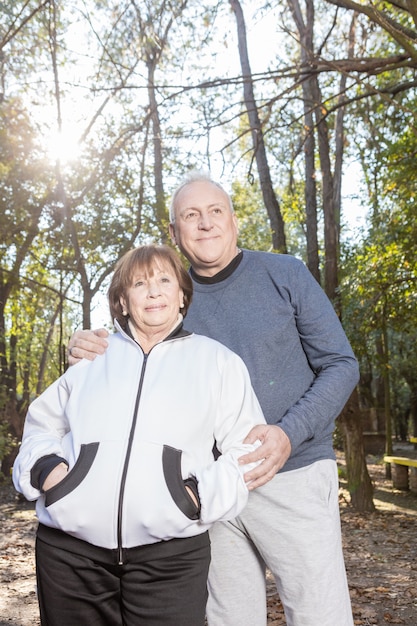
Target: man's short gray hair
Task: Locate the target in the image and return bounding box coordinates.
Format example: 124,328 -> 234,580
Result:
169,170 -> 234,223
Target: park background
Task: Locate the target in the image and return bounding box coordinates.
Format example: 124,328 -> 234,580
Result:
1,2 -> 417,624
1,1 -> 417,514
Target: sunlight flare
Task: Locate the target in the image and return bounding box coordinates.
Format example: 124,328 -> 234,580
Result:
45,124 -> 82,165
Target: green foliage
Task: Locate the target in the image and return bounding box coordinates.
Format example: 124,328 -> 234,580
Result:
231,180 -> 273,251
0,421 -> 17,479
1,0 -> 417,462
280,183 -> 312,263
340,106 -> 417,434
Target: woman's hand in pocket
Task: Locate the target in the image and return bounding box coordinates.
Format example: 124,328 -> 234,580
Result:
185,485 -> 199,507
42,463 -> 69,491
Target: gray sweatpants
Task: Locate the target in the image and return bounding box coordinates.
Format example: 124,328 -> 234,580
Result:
207,459 -> 353,626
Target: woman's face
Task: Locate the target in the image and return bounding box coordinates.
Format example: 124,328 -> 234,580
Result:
120,261 -> 184,337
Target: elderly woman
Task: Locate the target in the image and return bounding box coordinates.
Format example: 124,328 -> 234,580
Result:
13,244 -> 265,626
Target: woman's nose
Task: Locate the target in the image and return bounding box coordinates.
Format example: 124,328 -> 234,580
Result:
148,281 -> 161,297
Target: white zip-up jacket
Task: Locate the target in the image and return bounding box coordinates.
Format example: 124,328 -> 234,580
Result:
13,322 -> 265,551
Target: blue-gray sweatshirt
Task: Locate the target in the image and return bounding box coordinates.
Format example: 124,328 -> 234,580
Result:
185,249 -> 360,473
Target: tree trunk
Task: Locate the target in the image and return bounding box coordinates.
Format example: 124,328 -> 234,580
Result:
230,0 -> 287,253
312,85 -> 339,302
0,399 -> 23,478
147,57 -> 169,243
0,327 -> 24,477
297,0 -> 320,281
37,303 -> 62,395
303,81 -> 320,283
410,385 -> 417,439
287,0 -> 374,511
402,377 -> 417,439
381,311 -> 393,479
338,388 -> 375,512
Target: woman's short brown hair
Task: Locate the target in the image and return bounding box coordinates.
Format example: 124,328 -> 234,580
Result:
108,244 -> 193,327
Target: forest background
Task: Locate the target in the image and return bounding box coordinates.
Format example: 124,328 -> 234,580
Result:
0,0 -> 416,512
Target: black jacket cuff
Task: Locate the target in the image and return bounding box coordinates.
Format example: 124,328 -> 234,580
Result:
31,455 -> 69,491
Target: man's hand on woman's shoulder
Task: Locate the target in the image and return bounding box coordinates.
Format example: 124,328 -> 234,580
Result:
68,328 -> 109,365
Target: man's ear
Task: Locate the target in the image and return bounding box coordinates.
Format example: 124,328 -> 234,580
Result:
232,212 -> 239,236
168,223 -> 177,245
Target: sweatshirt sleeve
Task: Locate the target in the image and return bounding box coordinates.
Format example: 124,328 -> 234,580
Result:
277,260 -> 360,452
12,375 -> 72,501
192,349 -> 265,524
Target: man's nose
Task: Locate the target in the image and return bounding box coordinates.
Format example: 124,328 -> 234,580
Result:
198,212 -> 213,229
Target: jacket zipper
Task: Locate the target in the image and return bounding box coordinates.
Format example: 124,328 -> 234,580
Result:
116,352 -> 148,565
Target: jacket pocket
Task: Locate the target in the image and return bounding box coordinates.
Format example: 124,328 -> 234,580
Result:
162,445 -> 200,520
44,442 -> 99,507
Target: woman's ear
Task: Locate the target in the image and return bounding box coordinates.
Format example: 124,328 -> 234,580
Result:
120,296 -> 128,316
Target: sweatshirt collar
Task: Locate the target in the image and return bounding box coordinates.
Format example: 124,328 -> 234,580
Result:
190,249 -> 243,284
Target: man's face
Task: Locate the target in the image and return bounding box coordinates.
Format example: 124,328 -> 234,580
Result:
169,181 -> 239,277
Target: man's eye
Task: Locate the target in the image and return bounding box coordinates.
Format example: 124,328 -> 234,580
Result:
184,211 -> 198,220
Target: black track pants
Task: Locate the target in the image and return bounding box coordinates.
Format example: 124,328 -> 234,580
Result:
35,526 -> 210,626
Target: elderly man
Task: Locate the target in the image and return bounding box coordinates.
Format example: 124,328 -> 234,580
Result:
68,171 -> 359,626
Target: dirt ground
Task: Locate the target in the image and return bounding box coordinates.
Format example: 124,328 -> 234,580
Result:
1,451 -> 416,626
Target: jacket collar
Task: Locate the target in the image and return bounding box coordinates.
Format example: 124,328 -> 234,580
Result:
114,318 -> 192,344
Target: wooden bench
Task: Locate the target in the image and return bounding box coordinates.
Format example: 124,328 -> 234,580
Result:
384,456 -> 417,493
